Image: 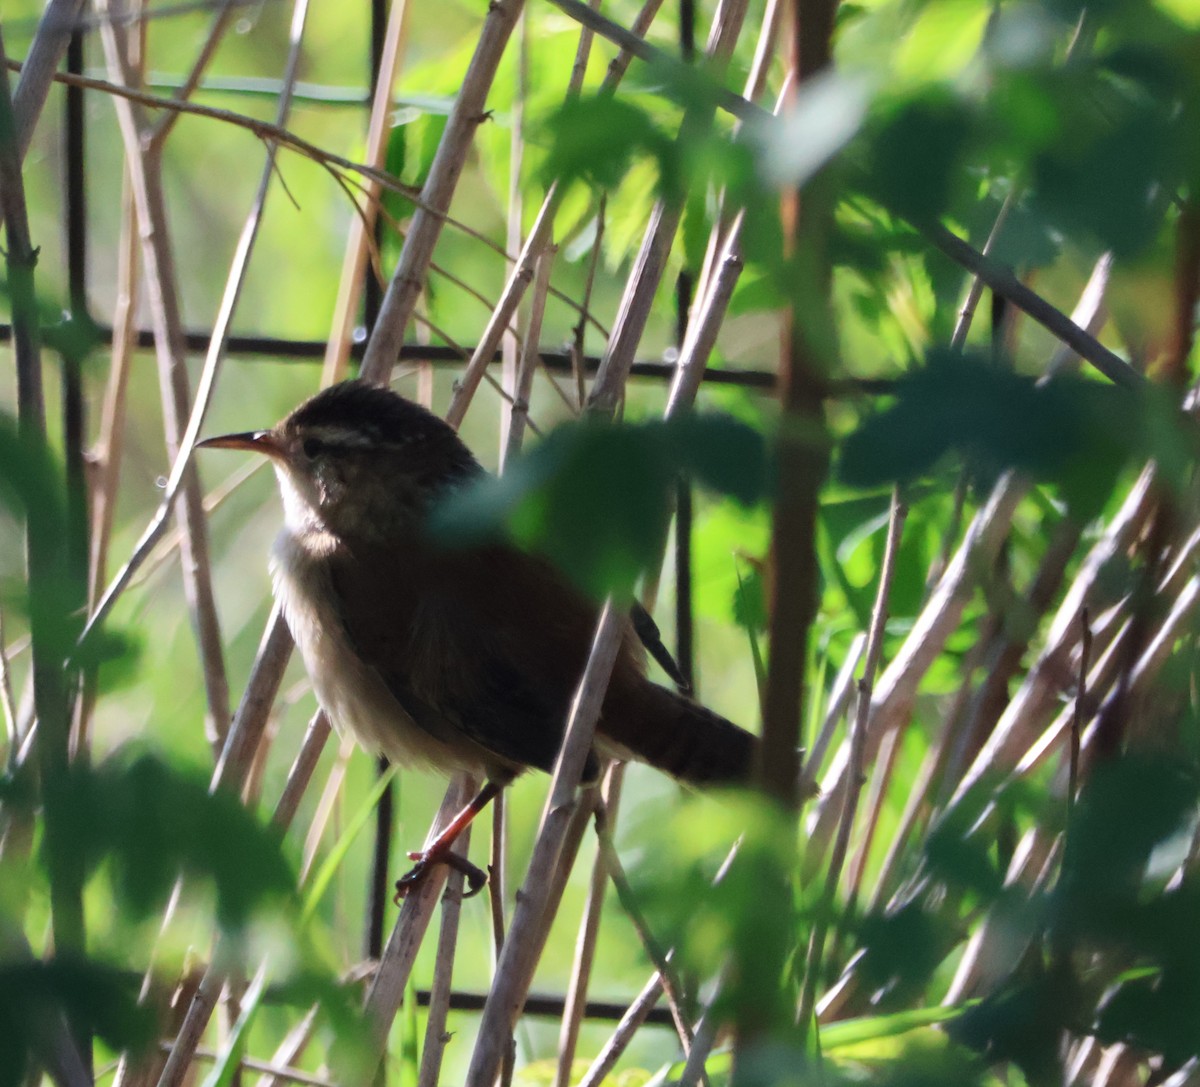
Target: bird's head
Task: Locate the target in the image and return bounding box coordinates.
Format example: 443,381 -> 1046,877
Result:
198,380 -> 481,541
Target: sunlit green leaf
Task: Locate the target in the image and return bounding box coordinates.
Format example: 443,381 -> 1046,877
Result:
431,414 -> 768,598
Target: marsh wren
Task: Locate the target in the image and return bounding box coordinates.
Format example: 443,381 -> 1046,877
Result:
200,380 -> 756,896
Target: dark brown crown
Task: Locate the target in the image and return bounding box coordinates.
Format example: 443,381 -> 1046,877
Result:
283,380 -> 481,480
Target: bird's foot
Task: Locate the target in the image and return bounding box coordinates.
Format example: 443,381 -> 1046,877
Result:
393,847 -> 488,902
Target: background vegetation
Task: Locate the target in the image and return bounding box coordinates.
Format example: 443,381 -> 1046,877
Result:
2,0 -> 1200,1082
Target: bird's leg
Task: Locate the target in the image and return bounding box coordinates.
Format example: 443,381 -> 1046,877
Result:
394,780 -> 502,901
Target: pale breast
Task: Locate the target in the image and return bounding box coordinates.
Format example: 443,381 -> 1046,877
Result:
269,528 -> 488,776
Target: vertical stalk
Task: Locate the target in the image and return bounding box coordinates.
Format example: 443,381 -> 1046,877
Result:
0,19 -> 87,1064
735,0 -> 837,1066
760,0 -> 837,808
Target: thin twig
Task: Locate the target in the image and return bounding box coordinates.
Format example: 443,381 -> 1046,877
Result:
575,970 -> 665,1087
502,245 -> 556,468
463,603 -> 626,1087
9,0 -> 87,160
149,0 -> 238,144
358,781 -> 469,1075
1069,608 -> 1091,817
797,491 -> 907,1037
322,0 -> 413,384
588,0 -> 751,417
360,0 -> 528,384
94,0 -> 232,749
417,774 -> 476,1087
553,762 -> 625,1087
593,804 -> 703,1074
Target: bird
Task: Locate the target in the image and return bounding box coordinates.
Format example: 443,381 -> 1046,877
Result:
199,379 -> 757,896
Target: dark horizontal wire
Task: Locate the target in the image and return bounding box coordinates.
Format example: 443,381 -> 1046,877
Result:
144,974 -> 673,1027
0,321 -> 781,390
428,988 -> 674,1026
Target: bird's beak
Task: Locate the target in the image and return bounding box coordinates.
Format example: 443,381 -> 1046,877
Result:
196,430 -> 284,459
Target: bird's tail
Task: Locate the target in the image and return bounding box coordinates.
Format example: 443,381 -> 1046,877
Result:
600,681 -> 757,787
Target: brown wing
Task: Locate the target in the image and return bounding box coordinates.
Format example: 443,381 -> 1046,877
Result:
325,534 -> 622,778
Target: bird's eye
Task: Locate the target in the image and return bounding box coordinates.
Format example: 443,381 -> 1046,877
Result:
302,437 -> 325,459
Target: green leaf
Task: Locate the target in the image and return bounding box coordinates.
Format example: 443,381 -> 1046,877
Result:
539,95 -> 676,198
820,1004 -> 976,1050
200,967 -> 266,1087
301,765 -> 396,928
39,751 -> 294,929
0,957 -> 155,1087
839,351 -> 1180,520
860,90 -> 976,225
431,414 -> 769,599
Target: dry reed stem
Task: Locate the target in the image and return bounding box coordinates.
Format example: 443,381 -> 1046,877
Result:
82,170 -> 140,765
9,0 -> 85,159
576,968 -> 665,1087
255,1005 -> 318,1087
553,762 -> 625,1087
360,0 -> 527,385
87,179 -> 139,606
806,474 -> 1025,869
571,194 -> 606,410
444,0 -> 663,430
134,0 -> 316,1041
545,0 -> 757,122
446,192 -> 557,429
503,246 -> 556,467
593,813 -> 703,1072
300,735 -> 355,883
948,196 -> 1015,352
531,2 -> 771,1061
798,491 -> 907,1033
150,698 -> 328,1087
273,711 -> 333,829
355,779 -> 467,1075
86,0 -> 311,850
802,633 -> 864,788
499,9 -> 529,459
952,467 -> 1155,803
416,777 -> 476,1087
95,0 -> 231,750
464,603 -> 625,1087
322,0 -> 415,386
589,0 -> 750,417
667,21 -> 786,407
935,504 -> 1200,1006
489,790 -> 509,958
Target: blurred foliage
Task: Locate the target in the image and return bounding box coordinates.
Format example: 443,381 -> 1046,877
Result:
839,350 -> 1197,520
431,412 -> 770,598
4,0 -> 1200,1078
0,958 -> 154,1087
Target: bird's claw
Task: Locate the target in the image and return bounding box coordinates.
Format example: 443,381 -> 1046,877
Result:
393,848 -> 488,902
